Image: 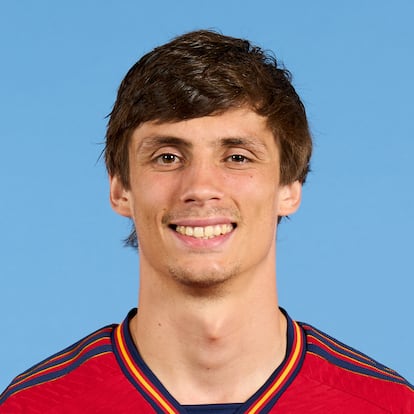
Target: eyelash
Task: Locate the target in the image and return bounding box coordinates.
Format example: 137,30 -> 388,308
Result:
154,153 -> 181,165
225,154 -> 250,163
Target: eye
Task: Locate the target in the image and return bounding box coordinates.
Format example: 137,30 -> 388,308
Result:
226,154 -> 250,163
154,153 -> 180,165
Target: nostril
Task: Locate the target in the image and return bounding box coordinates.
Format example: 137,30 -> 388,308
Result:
183,195 -> 222,204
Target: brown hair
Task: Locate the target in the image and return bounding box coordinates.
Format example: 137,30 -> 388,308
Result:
105,29 -> 312,187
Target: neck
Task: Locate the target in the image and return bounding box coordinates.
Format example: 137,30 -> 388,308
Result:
130,268 -> 287,404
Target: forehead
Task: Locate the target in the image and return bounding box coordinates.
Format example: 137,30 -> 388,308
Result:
130,108 -> 277,150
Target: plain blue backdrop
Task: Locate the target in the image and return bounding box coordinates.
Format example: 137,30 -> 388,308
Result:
1,1 -> 413,391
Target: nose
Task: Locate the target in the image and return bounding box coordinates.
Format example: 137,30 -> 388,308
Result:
179,161 -> 224,205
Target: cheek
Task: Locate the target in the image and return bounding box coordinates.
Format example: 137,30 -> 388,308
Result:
253,187 -> 280,229
227,172 -> 279,206
130,178 -> 175,227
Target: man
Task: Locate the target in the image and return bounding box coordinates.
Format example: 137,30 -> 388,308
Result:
1,30 -> 412,413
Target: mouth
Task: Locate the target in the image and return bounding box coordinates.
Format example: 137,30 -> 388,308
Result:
169,223 -> 236,239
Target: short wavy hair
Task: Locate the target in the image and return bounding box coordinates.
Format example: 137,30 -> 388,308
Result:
104,30 -> 312,246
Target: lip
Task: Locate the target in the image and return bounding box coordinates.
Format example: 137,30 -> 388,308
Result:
168,218 -> 236,250
169,217 -> 234,227
171,227 -> 235,249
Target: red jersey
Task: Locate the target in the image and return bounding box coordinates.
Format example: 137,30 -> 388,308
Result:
1,309 -> 412,413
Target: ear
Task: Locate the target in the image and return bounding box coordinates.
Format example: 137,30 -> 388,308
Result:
109,175 -> 133,218
277,181 -> 302,217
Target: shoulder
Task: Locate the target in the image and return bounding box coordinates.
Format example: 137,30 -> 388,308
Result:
0,324 -> 116,411
298,321 -> 414,411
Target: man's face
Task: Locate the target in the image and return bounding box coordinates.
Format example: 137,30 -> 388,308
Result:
110,108 -> 301,290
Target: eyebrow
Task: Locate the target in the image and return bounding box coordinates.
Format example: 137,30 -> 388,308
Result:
219,137 -> 267,150
137,136 -> 193,152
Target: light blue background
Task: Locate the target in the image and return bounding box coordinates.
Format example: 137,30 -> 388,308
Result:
1,1 -> 413,391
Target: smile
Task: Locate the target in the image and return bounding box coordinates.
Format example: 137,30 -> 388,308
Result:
174,224 -> 234,239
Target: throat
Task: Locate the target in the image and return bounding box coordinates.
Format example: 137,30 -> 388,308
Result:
132,305 -> 287,404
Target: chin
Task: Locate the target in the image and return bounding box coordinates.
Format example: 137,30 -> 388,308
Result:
167,264 -> 240,294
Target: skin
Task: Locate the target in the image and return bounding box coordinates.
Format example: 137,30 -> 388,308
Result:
110,107 -> 302,404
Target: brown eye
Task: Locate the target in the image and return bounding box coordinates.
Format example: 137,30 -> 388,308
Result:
228,154 -> 249,163
156,153 -> 179,164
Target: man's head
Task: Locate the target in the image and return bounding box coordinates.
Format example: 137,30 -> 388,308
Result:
105,30 -> 312,188
105,30 -> 312,247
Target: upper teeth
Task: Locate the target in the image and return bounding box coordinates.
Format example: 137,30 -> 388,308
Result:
175,224 -> 233,239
